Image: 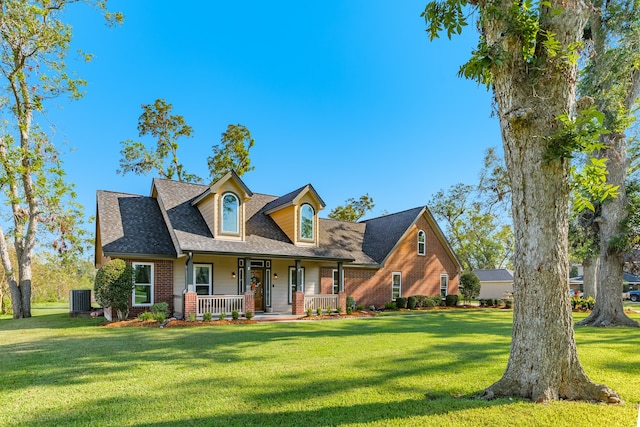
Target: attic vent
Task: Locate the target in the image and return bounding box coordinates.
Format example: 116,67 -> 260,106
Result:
69,289 -> 91,312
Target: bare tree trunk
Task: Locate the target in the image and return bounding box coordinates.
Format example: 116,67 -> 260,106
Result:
582,257 -> 598,299
480,0 -> 619,403
577,133 -> 639,327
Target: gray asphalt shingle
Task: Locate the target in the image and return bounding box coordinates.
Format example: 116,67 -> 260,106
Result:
97,190 -> 176,257
97,179 -> 434,265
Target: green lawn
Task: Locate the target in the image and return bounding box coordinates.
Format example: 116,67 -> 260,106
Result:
0,305 -> 638,427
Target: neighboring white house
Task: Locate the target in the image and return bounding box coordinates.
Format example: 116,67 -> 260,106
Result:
474,269 -> 514,299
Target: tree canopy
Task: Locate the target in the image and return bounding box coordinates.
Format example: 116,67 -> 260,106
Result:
119,98 -> 201,183
328,194 -> 375,222
0,0 -> 121,318
207,124 -> 255,184
429,149 -> 513,270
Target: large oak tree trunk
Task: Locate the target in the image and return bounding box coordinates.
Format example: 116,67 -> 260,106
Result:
582,257 -> 598,299
480,0 -> 619,402
577,134 -> 639,327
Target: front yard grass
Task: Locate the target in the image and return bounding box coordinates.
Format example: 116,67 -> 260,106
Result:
0,305 -> 638,426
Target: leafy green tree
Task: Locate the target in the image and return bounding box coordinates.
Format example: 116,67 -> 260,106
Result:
94,259 -> 133,320
31,252 -> 96,303
573,0 -> 640,328
0,0 -> 120,318
429,150 -> 513,271
459,271 -> 481,303
423,0 -> 619,402
477,147 -> 511,212
119,98 -> 202,183
328,194 -> 375,222
207,124 -> 255,183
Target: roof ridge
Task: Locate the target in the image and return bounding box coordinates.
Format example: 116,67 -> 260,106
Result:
97,189 -> 146,197
360,206 -> 424,223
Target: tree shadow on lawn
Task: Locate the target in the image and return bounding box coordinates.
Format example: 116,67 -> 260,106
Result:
19,393 -> 513,427
0,312 -> 512,395
4,312 -> 636,426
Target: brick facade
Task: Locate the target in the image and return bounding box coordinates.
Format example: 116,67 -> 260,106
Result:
292,291 -> 305,315
125,258 -> 174,319
117,214 -> 458,318
320,215 -> 459,309
244,291 -> 255,315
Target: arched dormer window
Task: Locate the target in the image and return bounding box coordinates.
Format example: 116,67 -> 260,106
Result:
300,204 -> 314,240
221,192 -> 239,234
417,230 -> 426,256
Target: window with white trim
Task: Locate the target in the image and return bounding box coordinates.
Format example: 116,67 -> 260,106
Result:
417,230 -> 426,256
221,192 -> 239,234
392,272 -> 401,301
288,266 -> 305,303
132,262 -> 154,306
332,269 -> 344,294
440,274 -> 449,298
299,204 -> 314,240
194,263 -> 212,295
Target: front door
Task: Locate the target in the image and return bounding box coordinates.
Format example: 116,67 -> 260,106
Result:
251,269 -> 264,311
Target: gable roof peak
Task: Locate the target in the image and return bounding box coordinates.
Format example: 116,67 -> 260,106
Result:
263,183 -> 326,214
190,169 -> 253,206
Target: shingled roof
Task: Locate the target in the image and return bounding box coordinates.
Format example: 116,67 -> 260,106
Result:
96,190 -> 176,258
473,269 -> 514,282
361,207 -> 425,264
96,178 -> 451,267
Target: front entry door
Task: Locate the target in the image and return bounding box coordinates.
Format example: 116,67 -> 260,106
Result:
251,269 -> 264,311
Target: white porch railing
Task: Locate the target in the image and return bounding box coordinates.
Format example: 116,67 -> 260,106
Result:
197,295 -> 245,317
304,294 -> 339,311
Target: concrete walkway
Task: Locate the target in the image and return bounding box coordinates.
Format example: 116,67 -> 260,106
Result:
253,312 -> 303,322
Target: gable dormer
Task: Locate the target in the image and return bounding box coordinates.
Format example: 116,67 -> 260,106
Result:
264,184 -> 325,246
191,170 -> 253,240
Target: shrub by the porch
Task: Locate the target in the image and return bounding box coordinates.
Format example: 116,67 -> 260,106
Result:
445,294 -> 458,307
151,302 -> 168,320
407,296 -> 417,309
137,312 -> 153,321
459,271 -> 481,303
346,295 -> 356,309
94,259 -> 134,320
395,297 -> 407,309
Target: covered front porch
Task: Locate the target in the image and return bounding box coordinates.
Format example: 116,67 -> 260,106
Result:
180,253 -> 348,319
184,292 -> 346,320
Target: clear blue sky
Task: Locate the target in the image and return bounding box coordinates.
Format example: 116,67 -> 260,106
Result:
49,0 -> 501,222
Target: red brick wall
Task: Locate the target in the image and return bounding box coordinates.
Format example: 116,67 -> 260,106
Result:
184,291 -> 197,318
292,291 -> 305,315
244,291 -> 255,315
320,214 -> 459,309
124,259 -> 174,319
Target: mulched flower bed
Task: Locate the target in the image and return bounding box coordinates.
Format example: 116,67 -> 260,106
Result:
102,310 -> 377,327
102,318 -> 257,328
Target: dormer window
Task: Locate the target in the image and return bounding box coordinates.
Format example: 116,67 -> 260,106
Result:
300,204 -> 314,240
221,192 -> 239,234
